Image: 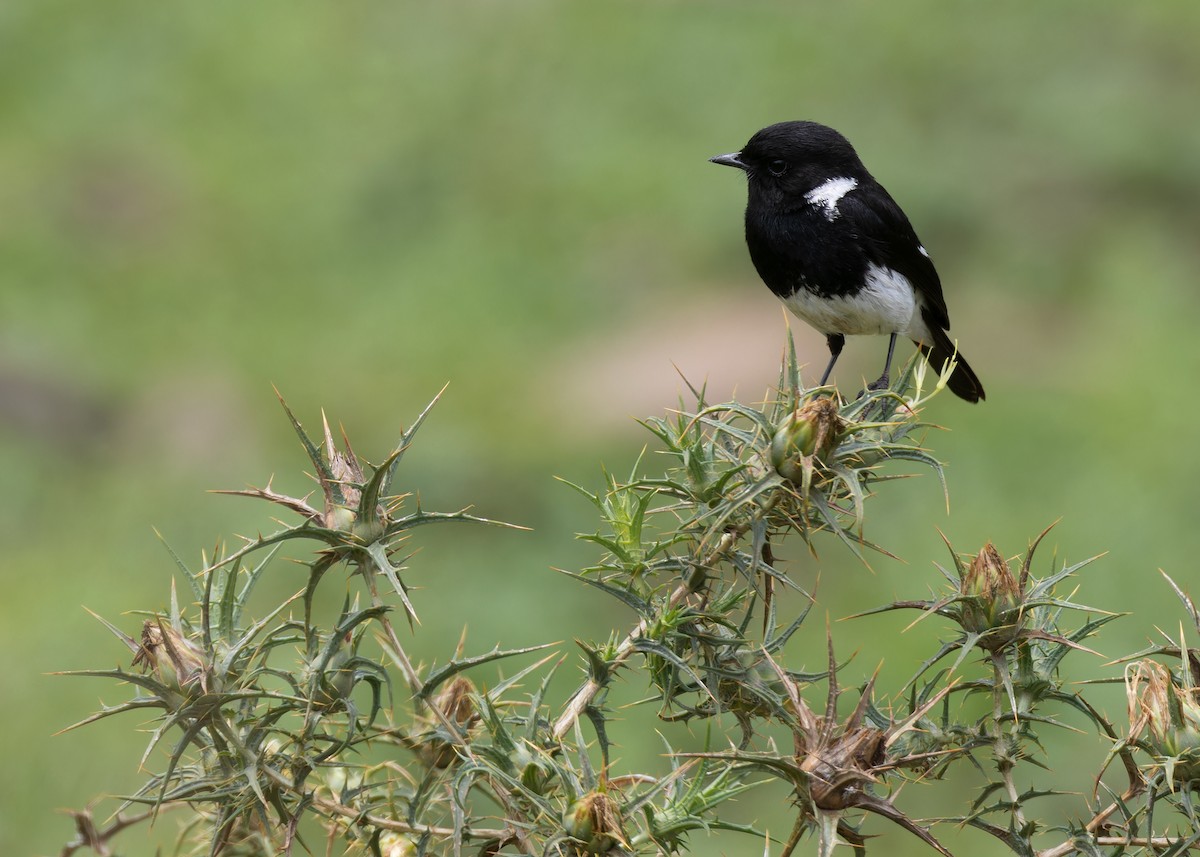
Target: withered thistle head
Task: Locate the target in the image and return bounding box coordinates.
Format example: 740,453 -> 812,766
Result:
418,677 -> 480,768
433,676 -> 479,729
797,724 -> 887,811
563,791 -> 626,854
1126,659 -> 1200,786
770,395 -> 843,480
213,405 -> 392,543
132,619 -> 206,694
752,642 -> 956,857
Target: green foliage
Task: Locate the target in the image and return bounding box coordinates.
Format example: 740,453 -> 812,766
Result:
59,345 -> 1200,856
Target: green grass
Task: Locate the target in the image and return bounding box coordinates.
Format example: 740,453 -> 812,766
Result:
4,2 -> 1200,854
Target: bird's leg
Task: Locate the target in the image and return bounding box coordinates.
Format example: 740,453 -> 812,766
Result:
819,334 -> 845,386
867,333 -> 898,392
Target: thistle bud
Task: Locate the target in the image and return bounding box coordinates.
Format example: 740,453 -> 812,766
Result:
328,447 -> 364,510
514,743 -> 555,795
770,396 -> 841,479
959,542 -> 1022,642
319,648 -> 356,705
563,792 -> 625,854
351,517 -> 385,544
1127,659 -> 1200,785
132,619 -> 206,694
325,505 -> 357,532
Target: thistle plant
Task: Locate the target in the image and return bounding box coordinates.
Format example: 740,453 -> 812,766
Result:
58,338 -> 1200,857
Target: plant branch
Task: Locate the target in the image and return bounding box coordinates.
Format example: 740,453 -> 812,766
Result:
552,526 -> 746,740
60,807 -> 170,857
1036,784 -> 1148,857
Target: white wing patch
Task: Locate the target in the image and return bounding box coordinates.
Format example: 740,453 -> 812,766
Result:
782,263 -> 923,338
804,176 -> 858,220
918,245 -> 930,258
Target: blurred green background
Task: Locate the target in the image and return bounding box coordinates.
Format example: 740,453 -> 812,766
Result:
4,1 -> 1200,854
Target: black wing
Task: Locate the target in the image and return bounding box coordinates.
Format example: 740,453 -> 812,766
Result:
842,180 -> 985,401
840,180 -> 951,332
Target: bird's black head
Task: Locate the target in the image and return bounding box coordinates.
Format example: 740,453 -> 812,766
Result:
710,121 -> 869,208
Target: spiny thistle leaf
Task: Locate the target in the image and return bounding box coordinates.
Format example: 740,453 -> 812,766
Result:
417,643 -> 557,701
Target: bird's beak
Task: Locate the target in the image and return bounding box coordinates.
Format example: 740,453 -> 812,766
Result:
709,152 -> 748,171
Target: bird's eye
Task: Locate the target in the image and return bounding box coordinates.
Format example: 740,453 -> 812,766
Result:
767,159 -> 788,176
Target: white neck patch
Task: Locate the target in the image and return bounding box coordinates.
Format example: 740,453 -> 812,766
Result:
804,176 -> 858,220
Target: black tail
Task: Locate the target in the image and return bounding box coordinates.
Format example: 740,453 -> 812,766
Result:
917,329 -> 985,403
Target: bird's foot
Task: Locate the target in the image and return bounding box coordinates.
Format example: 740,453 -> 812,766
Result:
866,372 -> 890,392
854,374 -> 894,420
854,374 -> 890,400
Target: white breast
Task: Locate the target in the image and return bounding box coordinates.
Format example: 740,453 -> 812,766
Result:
782,263 -> 926,338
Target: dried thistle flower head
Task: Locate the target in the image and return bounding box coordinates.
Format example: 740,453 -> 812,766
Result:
563,791 -> 627,854
798,724 -> 887,811
326,421 -> 364,511
419,677 -> 481,768
434,676 -> 480,728
1126,659 -> 1200,785
770,395 -> 843,480
959,542 -> 1022,640
721,642 -> 958,856
212,403 -> 392,542
131,619 -> 206,694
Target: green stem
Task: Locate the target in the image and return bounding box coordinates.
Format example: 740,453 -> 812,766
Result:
990,652 -> 1027,834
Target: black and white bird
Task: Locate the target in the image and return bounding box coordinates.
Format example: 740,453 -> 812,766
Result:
710,121 -> 984,403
